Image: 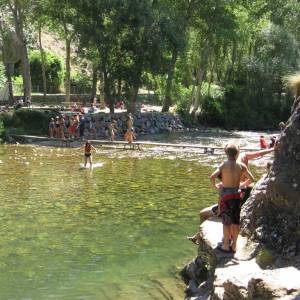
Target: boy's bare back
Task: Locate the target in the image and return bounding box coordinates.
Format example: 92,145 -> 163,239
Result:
210,143 -> 255,190
220,160 -> 247,188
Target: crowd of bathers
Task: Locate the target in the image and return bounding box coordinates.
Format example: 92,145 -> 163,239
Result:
48,112 -> 135,143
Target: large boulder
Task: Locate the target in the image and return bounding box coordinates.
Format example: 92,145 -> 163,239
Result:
241,101 -> 300,257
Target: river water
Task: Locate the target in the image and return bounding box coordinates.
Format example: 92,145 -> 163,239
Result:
0,131 -> 271,300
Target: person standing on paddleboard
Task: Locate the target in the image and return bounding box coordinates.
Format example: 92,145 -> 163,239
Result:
83,140 -> 97,169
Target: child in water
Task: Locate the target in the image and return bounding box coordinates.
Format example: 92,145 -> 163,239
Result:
260,135 -> 268,149
108,120 -> 118,141
83,140 -> 97,169
124,128 -> 136,144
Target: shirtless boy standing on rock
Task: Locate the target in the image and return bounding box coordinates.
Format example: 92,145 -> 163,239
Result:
210,143 -> 254,253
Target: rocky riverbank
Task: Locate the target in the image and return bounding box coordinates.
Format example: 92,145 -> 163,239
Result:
181,97 -> 300,299
82,111 -> 185,138
181,219 -> 300,300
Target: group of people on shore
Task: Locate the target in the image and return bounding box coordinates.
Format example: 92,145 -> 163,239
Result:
187,138 -> 278,254
48,112 -> 136,143
49,114 -> 86,140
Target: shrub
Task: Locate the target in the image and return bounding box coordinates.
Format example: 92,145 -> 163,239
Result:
29,50 -> 64,93
198,83 -> 225,127
0,118 -> 5,142
12,75 -> 23,95
174,85 -> 194,125
13,109 -> 58,134
70,73 -> 92,94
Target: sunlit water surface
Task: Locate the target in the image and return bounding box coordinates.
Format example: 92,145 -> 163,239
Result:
0,131 -> 268,300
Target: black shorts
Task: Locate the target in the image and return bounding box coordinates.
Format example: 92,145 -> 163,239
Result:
221,199 -> 241,225
220,193 -> 241,225
85,153 -> 91,157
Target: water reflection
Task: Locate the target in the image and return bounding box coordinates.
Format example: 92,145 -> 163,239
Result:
0,131 -> 268,299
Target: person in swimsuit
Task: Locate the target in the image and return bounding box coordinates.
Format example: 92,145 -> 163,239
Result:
54,116 -> 60,138
210,143 -> 254,253
49,118 -> 55,138
108,120 -> 118,141
83,140 -> 97,169
187,146 -> 274,245
124,128 -> 135,144
260,135 -> 268,149
126,113 -> 133,131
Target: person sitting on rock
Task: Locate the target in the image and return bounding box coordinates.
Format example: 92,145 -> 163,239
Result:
210,143 -> 254,253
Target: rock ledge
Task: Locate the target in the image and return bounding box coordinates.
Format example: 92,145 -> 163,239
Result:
182,220 -> 300,300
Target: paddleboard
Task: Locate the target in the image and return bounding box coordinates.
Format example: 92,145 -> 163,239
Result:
79,162 -> 104,170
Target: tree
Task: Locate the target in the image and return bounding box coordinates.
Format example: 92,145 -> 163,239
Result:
29,50 -> 64,93
1,0 -> 32,101
158,0 -> 192,112
30,0 -> 50,101
45,0 -> 76,103
188,0 -> 237,118
0,16 -> 16,103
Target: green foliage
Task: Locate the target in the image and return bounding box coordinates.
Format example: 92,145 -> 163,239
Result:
29,50 -> 64,93
173,85 -> 194,125
199,84 -> 226,127
0,117 -> 5,142
3,0 -> 300,128
6,109 -> 58,134
12,76 -> 23,95
70,73 -> 92,93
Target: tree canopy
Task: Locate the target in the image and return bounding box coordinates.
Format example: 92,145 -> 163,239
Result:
0,0 -> 299,128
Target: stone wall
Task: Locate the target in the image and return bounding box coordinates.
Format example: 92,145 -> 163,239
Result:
83,111 -> 184,139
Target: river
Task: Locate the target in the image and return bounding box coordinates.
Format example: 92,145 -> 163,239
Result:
0,131 -> 271,299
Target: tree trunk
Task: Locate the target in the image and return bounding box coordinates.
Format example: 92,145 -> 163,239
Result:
5,63 -> 14,105
99,71 -> 106,109
38,24 -> 47,101
127,84 -> 139,113
11,1 -> 31,101
225,40 -> 237,83
65,37 -> 71,103
189,43 -> 209,119
21,37 -> 31,101
91,63 -> 97,97
103,71 -> 114,113
189,67 -> 206,119
117,78 -> 122,100
162,48 -> 178,112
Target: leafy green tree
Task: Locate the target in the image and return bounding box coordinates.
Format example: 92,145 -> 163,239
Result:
29,50 -> 64,93
187,0 -> 237,118
43,0 -> 76,103
0,0 -> 32,101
